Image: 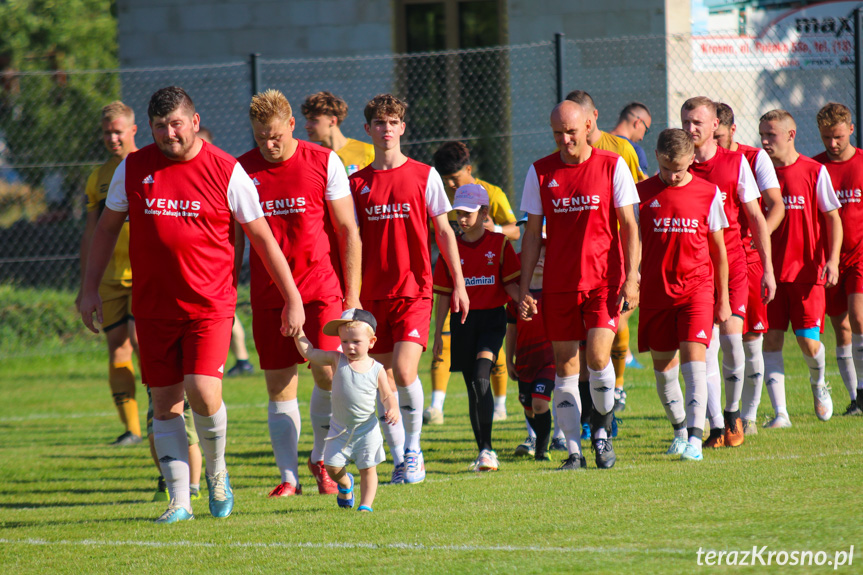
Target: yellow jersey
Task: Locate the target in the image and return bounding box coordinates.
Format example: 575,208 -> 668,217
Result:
446,177 -> 517,226
85,156 -> 132,283
335,138 -> 375,175
595,131 -> 646,182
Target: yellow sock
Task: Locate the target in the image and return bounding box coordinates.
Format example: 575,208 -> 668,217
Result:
611,320 -> 629,389
110,360 -> 141,436
491,342 -> 508,398
431,333 -> 452,393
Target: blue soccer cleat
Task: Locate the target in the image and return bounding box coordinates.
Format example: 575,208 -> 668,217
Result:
155,502 -> 194,524
206,469 -> 234,518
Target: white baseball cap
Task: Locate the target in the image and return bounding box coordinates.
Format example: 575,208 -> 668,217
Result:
452,183 -> 489,213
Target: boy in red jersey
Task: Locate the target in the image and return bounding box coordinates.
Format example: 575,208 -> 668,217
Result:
638,129 -> 730,462
714,102 -> 786,434
681,97 -> 775,449
815,102 -> 863,416
519,100 -> 640,471
349,94 -> 469,485
760,109 -> 842,427
80,86 -> 305,523
237,89 -> 362,498
432,184 -> 520,471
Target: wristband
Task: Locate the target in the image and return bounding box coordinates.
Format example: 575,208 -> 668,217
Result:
493,224 -> 503,233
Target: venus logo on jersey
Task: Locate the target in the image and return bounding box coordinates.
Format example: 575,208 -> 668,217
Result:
261,197 -> 306,215
552,196 -> 600,207
782,195 -> 806,209
365,203 -> 411,221
653,217 -> 699,234
145,198 -> 201,211
836,189 -> 862,204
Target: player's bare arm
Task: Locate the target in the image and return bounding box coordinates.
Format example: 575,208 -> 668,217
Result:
760,186 -> 785,234
432,212 -> 470,320
432,293 -> 451,359
709,229 -> 731,323
327,194 -> 362,309
79,207 -> 127,333
376,368 -> 400,425
741,199 -> 776,304
75,209 -> 100,311
241,217 -> 305,337
293,330 -> 339,367
616,203 -> 641,311
483,217 -> 520,241
518,214 -> 543,320
822,208 -> 843,289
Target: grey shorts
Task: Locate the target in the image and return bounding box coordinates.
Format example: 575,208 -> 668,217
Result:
323,417 -> 385,470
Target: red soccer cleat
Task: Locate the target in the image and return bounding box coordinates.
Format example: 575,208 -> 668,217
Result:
307,458 -> 339,495
268,482 -> 302,497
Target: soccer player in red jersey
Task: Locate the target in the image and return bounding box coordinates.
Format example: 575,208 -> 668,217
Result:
237,89 -> 361,497
80,86 -> 305,523
681,97 -> 775,448
715,103 -> 786,434
638,128 -> 730,461
814,102 -> 863,416
432,184 -> 520,471
759,109 -> 842,427
349,94 -> 469,485
519,100 -> 640,471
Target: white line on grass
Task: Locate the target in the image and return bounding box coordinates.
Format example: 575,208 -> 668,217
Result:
0,538 -> 689,556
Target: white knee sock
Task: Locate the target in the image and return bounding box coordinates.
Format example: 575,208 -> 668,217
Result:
552,399 -> 564,439
763,350 -> 788,416
309,387 -> 332,463
153,416 -> 191,510
553,373 -> 582,456
836,344 -> 857,401
803,342 -> 826,387
741,336 -> 764,422
654,365 -> 685,427
853,334 -> 863,396
705,326 -> 723,428
268,399 -> 300,485
399,377 -> 424,452
193,402 -> 227,476
720,333 -> 745,412
379,391 -> 405,465
681,362 -> 708,436
588,359 -> 616,415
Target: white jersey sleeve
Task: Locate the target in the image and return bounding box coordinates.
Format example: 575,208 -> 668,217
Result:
227,163 -> 265,224
425,167 -> 452,217
708,186 -> 729,232
105,159 -> 129,212
752,149 -> 780,192
736,157 -> 761,203
520,164 -> 543,215
612,156 -> 639,208
816,165 -> 842,212
325,151 -> 351,201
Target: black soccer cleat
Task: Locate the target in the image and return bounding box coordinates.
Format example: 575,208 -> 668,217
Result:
557,453 -> 587,471
592,437 -> 616,469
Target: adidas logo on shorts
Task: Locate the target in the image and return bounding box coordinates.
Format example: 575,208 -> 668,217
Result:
408,328 -> 421,338
608,318 -> 616,327
142,174 -> 154,184
650,199 -> 661,208
754,322 -> 765,330
361,186 -> 371,195
548,179 -> 560,188
696,329 -> 707,339
738,305 -> 746,313
218,364 -> 224,373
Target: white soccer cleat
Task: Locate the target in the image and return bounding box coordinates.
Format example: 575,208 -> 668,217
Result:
812,384 -> 833,421
422,406 -> 444,425
666,436 -> 688,456
492,405 -> 507,422
471,449 -> 499,472
763,413 -> 792,429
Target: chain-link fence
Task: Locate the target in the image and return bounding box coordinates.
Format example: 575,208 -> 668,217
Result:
0,32 -> 858,356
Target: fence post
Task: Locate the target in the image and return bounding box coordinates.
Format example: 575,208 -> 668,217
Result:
555,33 -> 565,103
250,52 -> 262,97
856,10 -> 863,148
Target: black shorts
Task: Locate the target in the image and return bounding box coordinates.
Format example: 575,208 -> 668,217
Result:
518,378 -> 555,407
450,307 -> 507,373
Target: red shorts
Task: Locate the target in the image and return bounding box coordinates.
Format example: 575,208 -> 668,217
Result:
542,286 -> 620,342
362,296 -> 433,354
136,317 -> 233,387
252,297 -> 342,370
727,255 -> 749,320
638,295 -> 713,353
744,260 -> 768,333
767,282 -> 825,333
826,262 -> 863,317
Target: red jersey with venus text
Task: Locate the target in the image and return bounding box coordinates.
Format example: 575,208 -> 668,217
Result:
813,148 -> 863,271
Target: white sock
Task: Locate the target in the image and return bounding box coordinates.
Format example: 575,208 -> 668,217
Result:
430,390 -> 446,411
268,399 -> 300,485
494,395 -> 506,410
553,373 -> 582,456
309,387 -> 331,463
803,342 -> 826,387
854,334 -> 863,395
654,365 -> 685,427
153,416 -> 191,511
741,336 -> 764,422
588,359 -> 615,415
836,344 -> 857,401
525,416 -> 537,439
720,333 -> 745,412
689,435 -> 703,449
552,399 -> 564,439
399,377 -> 424,452
193,402 -> 227,476
763,349 -> 788,416
705,326 -> 723,428
681,361 -> 708,433
379,391 -> 405,465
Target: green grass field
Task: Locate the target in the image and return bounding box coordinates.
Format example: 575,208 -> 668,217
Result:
1,326 -> 861,574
